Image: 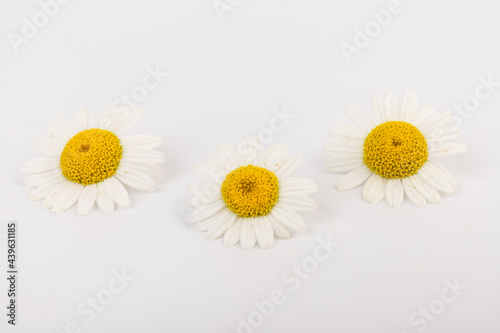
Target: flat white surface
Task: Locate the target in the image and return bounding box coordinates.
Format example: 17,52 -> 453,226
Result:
1,0 -> 500,332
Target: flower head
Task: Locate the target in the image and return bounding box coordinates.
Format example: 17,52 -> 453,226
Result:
323,91 -> 467,207
189,137 -> 318,250
22,108 -> 164,215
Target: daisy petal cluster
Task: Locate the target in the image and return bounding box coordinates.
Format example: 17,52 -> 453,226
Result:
22,108 -> 164,215
188,137 -> 318,250
323,90 -> 466,207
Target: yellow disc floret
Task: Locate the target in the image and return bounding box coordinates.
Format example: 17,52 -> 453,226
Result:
363,121 -> 428,179
60,129 -> 122,185
221,165 -> 279,218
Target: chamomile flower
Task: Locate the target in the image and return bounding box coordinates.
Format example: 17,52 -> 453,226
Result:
22,108 -> 164,215
188,137 -> 318,250
323,90 -> 467,207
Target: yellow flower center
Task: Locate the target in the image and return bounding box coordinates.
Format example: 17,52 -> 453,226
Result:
221,165 -> 279,218
60,129 -> 122,185
363,121 -> 428,179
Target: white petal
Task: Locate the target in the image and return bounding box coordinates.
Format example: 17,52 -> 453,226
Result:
206,210 -> 237,240
323,156 -> 363,174
418,165 -> 456,194
329,124 -> 368,140
96,182 -> 114,214
258,143 -> 288,171
41,181 -> 72,209
102,177 -> 130,207
323,144 -> 363,155
115,168 -> 156,191
28,175 -> 66,201
385,93 -> 401,121
323,150 -> 363,161
267,214 -> 290,239
24,169 -> 61,188
53,117 -> 77,139
409,174 -> 442,205
275,154 -> 303,178
279,177 -> 318,196
188,181 -> 218,196
193,164 -> 225,185
77,184 -> 97,216
429,143 -> 467,157
99,107 -> 144,136
35,138 -> 63,157
362,173 -> 386,204
371,93 -> 387,123
189,199 -> 225,224
114,109 -> 144,136
413,104 -> 435,127
217,142 -> 239,161
334,166 -> 372,191
21,157 -> 60,174
72,109 -> 94,132
402,177 -> 426,207
224,218 -> 243,247
45,126 -> 70,147
278,194 -> 316,212
439,126 -> 463,142
205,153 -> 226,171
417,110 -> 451,134
216,142 -> 241,172
196,208 -> 228,232
345,105 -> 377,132
188,192 -> 221,208
51,182 -> 84,214
119,135 -> 162,150
421,161 -> 458,192
426,126 -> 462,143
240,220 -> 256,250
400,90 -> 418,122
323,137 -> 364,153
121,150 -> 165,165
118,162 -> 161,177
254,216 -> 274,249
187,182 -> 221,208
270,206 -> 306,231
385,179 -> 404,207
236,137 -> 262,166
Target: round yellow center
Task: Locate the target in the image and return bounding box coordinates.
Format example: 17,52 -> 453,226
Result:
60,129 -> 122,185
221,165 -> 279,218
363,121 -> 428,179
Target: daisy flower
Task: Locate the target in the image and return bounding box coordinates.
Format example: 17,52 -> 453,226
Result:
188,137 -> 318,250
323,90 -> 467,207
21,108 -> 164,215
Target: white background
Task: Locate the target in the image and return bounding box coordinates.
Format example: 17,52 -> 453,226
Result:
1,0 -> 500,332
